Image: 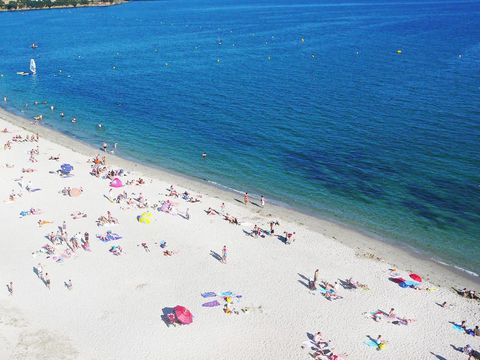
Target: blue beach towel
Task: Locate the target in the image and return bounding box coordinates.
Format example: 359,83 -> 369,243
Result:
201,292 -> 216,298
202,300 -> 221,307
452,324 -> 464,332
364,339 -> 379,348
220,291 -> 233,297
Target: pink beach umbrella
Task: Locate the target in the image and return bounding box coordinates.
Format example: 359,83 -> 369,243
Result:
110,178 -> 123,188
409,274 -> 422,283
174,305 -> 193,325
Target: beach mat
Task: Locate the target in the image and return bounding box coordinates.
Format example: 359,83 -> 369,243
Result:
202,300 -> 221,307
364,340 -> 379,348
201,292 -> 216,298
452,324 -> 464,332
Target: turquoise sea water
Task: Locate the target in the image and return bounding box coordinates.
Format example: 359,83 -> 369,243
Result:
0,0 -> 479,274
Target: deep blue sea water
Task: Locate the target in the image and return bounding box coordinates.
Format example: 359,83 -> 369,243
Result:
0,0 -> 479,274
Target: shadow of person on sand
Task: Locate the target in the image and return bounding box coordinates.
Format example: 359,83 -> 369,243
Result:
210,250 -> 222,263
450,344 -> 464,353
430,352 -> 447,360
338,278 -> 354,290
297,273 -> 311,289
242,229 -> 253,237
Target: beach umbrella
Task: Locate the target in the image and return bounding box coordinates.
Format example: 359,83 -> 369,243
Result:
69,188 -> 82,197
110,178 -> 123,188
409,274 -> 422,283
60,163 -> 73,173
174,305 -> 193,324
138,212 -> 152,224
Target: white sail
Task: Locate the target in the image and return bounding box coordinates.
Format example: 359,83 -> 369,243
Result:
30,59 -> 36,75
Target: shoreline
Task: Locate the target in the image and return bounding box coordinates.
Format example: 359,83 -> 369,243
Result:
0,1 -> 127,13
0,106 -> 477,290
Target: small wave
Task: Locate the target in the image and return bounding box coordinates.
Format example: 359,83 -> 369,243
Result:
432,258 -> 479,277
206,180 -> 244,195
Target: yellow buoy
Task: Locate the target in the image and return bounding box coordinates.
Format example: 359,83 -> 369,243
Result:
396,49 -> 402,54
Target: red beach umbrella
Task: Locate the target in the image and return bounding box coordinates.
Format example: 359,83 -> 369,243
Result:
174,305 -> 193,324
409,273 -> 422,283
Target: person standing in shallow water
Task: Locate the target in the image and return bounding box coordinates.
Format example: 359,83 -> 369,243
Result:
244,192 -> 249,205
260,195 -> 265,207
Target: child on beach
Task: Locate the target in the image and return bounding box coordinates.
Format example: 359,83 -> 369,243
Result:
222,245 -> 227,264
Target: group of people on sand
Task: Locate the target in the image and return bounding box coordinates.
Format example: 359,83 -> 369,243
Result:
97,211 -> 119,226
302,331 -> 349,359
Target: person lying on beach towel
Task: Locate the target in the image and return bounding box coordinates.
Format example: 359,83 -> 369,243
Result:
22,168 -> 36,173
206,207 -> 219,215
224,214 -> 239,225
38,220 -> 53,227
49,155 -> 60,161
109,245 -> 123,256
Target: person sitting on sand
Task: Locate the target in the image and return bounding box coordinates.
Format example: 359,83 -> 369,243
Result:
140,242 -> 150,252
284,231 -> 296,244
163,250 -> 175,256
206,207 -> 218,215
388,308 -> 396,319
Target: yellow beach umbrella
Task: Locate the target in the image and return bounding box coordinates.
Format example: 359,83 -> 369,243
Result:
138,212 -> 152,224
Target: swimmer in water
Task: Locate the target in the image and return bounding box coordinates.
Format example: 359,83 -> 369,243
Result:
202,152 -> 207,159
102,142 -> 107,152
50,105 -> 54,111
60,112 -> 65,118
71,117 -> 77,123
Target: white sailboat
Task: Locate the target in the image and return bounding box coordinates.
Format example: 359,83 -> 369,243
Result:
30,59 -> 37,75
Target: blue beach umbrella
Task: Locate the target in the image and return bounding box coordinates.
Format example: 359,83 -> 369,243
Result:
60,163 -> 73,174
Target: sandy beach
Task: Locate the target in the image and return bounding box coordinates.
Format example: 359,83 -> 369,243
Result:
0,108 -> 479,360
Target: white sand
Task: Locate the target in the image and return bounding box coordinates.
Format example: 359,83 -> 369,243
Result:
0,111 -> 479,360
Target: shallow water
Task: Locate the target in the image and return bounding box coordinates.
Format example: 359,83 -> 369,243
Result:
0,0 -> 479,273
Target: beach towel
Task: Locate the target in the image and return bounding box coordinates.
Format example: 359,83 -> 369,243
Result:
220,291 -> 233,297
364,339 -> 379,348
202,300 -> 221,307
403,280 -> 419,287
452,324 -> 464,332
201,292 -> 216,298
19,210 -> 29,217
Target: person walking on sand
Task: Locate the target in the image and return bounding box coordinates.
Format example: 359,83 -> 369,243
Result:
220,202 -> 225,214
243,192 -> 249,205
44,273 -> 51,289
260,195 -> 265,207
222,245 -> 227,264
312,269 -> 320,290
185,208 -> 190,220
6,282 -> 13,296
66,279 -> 73,290
62,221 -> 67,234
